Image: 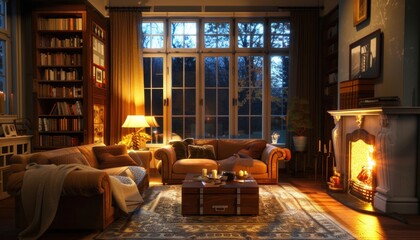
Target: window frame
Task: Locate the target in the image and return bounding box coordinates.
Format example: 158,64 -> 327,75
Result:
141,19 -> 167,52
168,19 -> 199,52
201,18 -> 234,53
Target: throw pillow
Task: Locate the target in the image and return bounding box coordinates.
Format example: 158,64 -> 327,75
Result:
188,144 -> 216,159
48,152 -> 90,166
238,141 -> 267,159
169,138 -> 195,160
93,145 -> 138,169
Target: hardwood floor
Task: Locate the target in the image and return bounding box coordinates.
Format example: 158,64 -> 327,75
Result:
1,169 -> 419,240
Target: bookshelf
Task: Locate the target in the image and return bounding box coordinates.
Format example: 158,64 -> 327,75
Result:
321,6 -> 338,150
32,4 -> 108,150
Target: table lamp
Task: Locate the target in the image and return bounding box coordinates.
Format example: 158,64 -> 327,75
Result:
122,115 -> 150,150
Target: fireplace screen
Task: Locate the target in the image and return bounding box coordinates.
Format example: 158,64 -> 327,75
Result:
347,129 -> 376,202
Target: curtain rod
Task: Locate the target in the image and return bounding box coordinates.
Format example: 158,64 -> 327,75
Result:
105,6 -> 151,11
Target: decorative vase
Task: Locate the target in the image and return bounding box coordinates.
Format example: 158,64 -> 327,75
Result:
293,136 -> 307,152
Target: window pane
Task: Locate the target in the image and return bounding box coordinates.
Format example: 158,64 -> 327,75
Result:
270,55 -> 289,144
204,55 -> 230,139
205,89 -> 216,115
152,58 -> 163,87
171,21 -> 197,48
204,21 -> 230,49
172,89 -> 183,115
271,21 -> 290,48
0,1 -> 5,30
185,57 -> 196,87
218,117 -> 229,138
237,55 -> 263,138
185,89 -> 196,115
237,22 -> 264,48
142,21 -> 164,49
171,56 -> 197,139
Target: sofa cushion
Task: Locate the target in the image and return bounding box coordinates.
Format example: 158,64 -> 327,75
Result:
78,143 -> 105,168
216,139 -> 267,159
93,145 -> 138,169
48,152 -> 90,166
172,159 -> 218,174
169,138 -> 194,160
188,145 -> 216,160
238,140 -> 267,159
102,166 -> 147,186
218,155 -> 267,174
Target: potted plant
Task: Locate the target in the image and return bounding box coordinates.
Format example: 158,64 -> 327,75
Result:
287,97 -> 312,151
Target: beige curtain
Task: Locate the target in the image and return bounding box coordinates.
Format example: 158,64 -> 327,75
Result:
289,10 -> 321,154
109,9 -> 145,144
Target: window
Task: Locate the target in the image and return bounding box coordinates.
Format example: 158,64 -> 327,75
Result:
237,21 -> 264,49
0,0 -> 10,114
203,21 -> 230,49
143,56 -> 164,143
142,21 -> 165,49
141,17 -> 290,143
203,55 -> 231,138
170,21 -> 197,49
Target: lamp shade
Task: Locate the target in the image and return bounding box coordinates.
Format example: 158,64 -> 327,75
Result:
145,116 -> 159,127
122,115 -> 150,128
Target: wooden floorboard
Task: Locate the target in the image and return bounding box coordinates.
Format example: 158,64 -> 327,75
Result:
0,169 -> 419,239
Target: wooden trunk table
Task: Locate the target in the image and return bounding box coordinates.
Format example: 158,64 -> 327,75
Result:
182,173 -> 259,215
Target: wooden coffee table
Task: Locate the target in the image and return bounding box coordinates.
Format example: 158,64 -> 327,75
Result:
182,173 -> 259,215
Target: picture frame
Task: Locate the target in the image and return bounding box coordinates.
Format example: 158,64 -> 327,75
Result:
349,29 -> 381,80
353,0 -> 369,26
2,123 -> 17,137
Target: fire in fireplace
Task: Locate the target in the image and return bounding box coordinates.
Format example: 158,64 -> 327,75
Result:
347,128 -> 376,202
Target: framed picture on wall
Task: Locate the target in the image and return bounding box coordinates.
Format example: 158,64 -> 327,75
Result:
349,29 -> 381,80
2,124 -> 17,137
353,0 -> 369,26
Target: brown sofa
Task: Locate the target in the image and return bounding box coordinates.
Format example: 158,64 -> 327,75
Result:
6,143 -> 150,230
154,139 -> 291,185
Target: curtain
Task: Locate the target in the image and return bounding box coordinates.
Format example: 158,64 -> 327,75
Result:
109,9 -> 144,144
289,10 -> 321,154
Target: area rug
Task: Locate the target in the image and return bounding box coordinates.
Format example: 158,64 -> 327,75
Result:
95,183 -> 356,240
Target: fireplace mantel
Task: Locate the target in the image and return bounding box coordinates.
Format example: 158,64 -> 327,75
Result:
328,107 -> 420,214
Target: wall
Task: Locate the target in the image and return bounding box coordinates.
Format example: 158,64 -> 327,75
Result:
338,0 -> 420,106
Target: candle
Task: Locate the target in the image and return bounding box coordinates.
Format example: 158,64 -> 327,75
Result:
324,144 -> 327,153
244,170 -> 248,176
212,169 -> 218,178
329,140 -> 332,153
238,170 -> 244,177
318,140 -> 321,152
202,168 -> 207,177
0,91 -> 4,114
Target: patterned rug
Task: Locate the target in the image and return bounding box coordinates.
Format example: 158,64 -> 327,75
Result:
95,183 -> 356,240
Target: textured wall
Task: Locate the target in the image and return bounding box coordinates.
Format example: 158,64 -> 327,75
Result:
338,0 -> 419,106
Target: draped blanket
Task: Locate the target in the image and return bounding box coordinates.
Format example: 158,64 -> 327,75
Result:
18,163 -> 143,240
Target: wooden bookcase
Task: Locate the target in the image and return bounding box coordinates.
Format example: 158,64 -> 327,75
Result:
321,6 -> 338,149
32,3 -> 108,150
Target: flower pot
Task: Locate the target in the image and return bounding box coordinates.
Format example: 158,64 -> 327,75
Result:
293,136 -> 307,152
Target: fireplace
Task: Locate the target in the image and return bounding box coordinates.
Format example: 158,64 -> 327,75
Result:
347,128 -> 376,202
328,107 -> 420,214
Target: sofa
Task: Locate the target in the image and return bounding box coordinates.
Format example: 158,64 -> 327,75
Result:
154,139 -> 291,185
6,143 -> 150,230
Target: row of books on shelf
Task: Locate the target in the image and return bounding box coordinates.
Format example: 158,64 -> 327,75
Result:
49,101 -> 83,115
38,17 -> 83,31
38,117 -> 83,132
38,135 -> 81,147
40,52 -> 82,66
40,35 -> 83,48
41,68 -> 81,81
39,84 -> 83,98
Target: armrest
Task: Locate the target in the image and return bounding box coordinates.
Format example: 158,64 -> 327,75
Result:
154,145 -> 177,181
261,144 -> 292,181
128,150 -> 151,173
7,168 -> 111,198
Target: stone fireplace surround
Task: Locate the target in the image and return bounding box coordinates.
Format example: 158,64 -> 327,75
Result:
328,107 -> 420,214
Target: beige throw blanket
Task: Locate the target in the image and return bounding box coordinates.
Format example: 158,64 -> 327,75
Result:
18,163 -> 142,240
